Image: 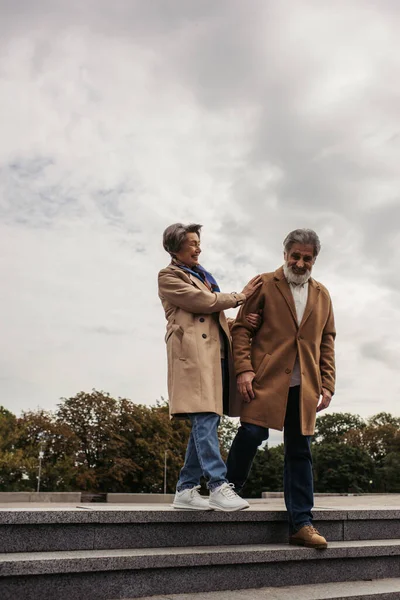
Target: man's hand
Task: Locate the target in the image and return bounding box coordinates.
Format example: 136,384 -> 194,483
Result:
241,275 -> 263,299
237,371 -> 256,403
246,312 -> 262,330
317,387 -> 332,413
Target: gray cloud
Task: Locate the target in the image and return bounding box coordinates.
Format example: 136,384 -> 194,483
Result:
360,340 -> 400,370
84,326 -> 133,336
0,0 -> 399,424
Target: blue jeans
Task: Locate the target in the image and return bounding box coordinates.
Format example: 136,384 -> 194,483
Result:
176,412 -> 228,492
226,386 -> 313,532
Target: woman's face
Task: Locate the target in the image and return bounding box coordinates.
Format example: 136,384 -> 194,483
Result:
175,232 -> 201,267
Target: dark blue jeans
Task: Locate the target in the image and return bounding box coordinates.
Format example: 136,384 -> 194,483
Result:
226,386 -> 313,533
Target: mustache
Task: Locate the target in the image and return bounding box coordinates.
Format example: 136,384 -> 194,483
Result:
283,262 -> 312,285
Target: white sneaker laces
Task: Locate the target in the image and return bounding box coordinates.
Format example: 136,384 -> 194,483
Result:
219,483 -> 238,499
189,485 -> 202,497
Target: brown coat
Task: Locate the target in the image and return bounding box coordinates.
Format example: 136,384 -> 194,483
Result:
158,264 -> 245,417
232,266 -> 336,435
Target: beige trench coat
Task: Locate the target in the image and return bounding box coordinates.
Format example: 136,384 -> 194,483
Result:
232,266 -> 336,435
158,264 -> 245,417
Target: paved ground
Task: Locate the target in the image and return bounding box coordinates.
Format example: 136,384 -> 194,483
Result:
0,494 -> 399,510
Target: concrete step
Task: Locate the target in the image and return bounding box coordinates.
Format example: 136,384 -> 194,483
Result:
1,506 -> 400,553
134,578 -> 400,599
1,540 -> 400,600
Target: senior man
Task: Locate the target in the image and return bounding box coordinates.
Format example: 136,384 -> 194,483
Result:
227,229 -> 336,549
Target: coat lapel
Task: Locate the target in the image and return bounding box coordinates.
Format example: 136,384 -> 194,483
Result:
274,266 -> 320,329
274,267 -> 298,328
167,264 -> 210,292
188,272 -> 210,292
299,278 -> 320,329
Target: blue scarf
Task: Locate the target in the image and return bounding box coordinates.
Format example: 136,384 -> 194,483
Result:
173,261 -> 220,292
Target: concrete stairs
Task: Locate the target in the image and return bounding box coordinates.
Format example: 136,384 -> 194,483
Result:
0,505 -> 399,599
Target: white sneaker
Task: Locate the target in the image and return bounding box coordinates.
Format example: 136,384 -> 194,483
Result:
172,486 -> 212,510
209,482 -> 250,512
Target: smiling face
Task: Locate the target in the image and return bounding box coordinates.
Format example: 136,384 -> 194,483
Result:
284,243 -> 316,284
175,232 -> 201,267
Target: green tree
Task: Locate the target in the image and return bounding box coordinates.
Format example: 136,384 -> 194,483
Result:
0,407 -> 18,451
368,413 -> 400,428
314,413 -> 365,445
313,443 -> 375,493
112,399 -> 173,493
1,397 -> 398,496
381,452 -> 400,492
14,410 -> 79,492
243,445 -> 285,498
55,392 -> 192,493
57,390 -> 118,468
342,412 -> 400,491
218,417 -> 239,458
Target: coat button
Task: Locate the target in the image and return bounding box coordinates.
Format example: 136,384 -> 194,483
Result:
285,368 -> 291,374
199,317 -> 205,322
202,333 -> 207,339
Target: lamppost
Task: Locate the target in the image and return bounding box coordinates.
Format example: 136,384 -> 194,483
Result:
37,441 -> 45,493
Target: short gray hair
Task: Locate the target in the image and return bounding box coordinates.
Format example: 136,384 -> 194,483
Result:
283,229 -> 321,257
163,223 -> 202,256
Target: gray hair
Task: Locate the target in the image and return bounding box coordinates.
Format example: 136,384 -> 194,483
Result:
163,222 -> 202,256
283,229 -> 321,257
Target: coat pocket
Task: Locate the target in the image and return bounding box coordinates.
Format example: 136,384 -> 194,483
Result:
165,324 -> 184,344
254,352 -> 272,382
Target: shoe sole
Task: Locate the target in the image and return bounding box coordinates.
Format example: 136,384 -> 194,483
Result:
208,503 -> 250,512
171,503 -> 213,511
289,540 -> 328,549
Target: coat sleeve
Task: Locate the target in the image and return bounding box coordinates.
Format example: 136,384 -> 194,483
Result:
231,284 -> 265,375
226,317 -> 235,333
158,270 -> 246,314
320,297 -> 336,395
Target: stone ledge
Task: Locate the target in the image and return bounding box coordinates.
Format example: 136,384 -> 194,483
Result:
1,540 -> 400,577
0,507 -> 399,525
107,494 -> 175,504
0,493 -> 81,503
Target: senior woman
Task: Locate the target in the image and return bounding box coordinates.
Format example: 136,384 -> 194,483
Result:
158,223 -> 262,511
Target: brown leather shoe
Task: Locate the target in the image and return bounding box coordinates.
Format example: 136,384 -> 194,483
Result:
289,525 -> 328,549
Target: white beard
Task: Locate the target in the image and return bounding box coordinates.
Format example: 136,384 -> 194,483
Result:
283,262 -> 312,286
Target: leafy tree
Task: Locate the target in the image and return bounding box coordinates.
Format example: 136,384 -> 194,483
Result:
344,424 -> 398,462
218,417 -> 239,458
0,407 -> 18,451
368,413 -> 400,428
113,399 -> 173,493
380,452 -> 400,493
313,443 -> 375,493
0,399 -> 398,496
14,410 -> 79,492
55,392 -> 192,493
314,413 -> 365,445
0,450 -> 37,491
243,445 -> 285,498
56,390 -> 118,470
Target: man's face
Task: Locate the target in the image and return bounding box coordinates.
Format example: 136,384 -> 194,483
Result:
284,243 -> 316,281
175,232 -> 201,267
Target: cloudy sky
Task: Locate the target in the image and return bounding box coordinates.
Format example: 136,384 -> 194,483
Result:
1,0 -> 399,443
